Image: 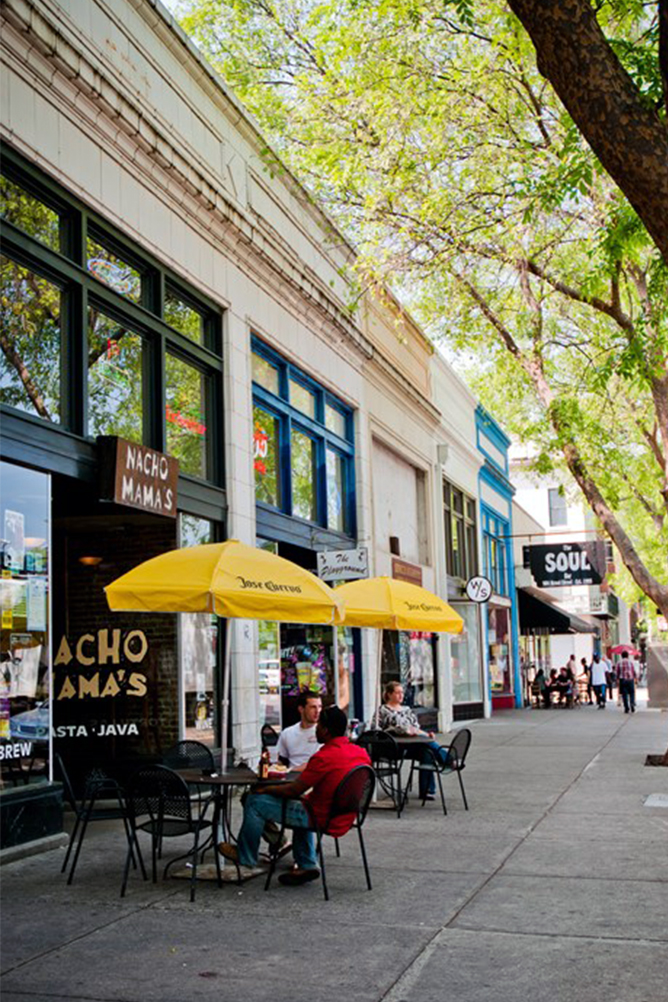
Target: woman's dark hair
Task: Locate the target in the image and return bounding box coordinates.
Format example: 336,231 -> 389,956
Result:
383,681 -> 402,703
319,705 -> 348,738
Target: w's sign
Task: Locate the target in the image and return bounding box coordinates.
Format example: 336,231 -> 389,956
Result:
524,542 -> 606,588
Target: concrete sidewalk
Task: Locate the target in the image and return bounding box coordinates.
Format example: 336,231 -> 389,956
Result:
2,699 -> 667,1002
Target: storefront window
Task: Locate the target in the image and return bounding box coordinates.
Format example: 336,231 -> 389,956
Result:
291,429 -> 316,521
336,626 -> 355,718
179,515 -> 218,745
88,310 -> 144,440
0,256 -> 62,423
0,175 -> 60,250
0,461 -> 51,789
451,603 -> 482,702
382,630 -> 436,711
165,354 -> 207,478
488,606 -> 512,694
253,406 -> 280,507
326,448 -> 345,533
252,351 -> 280,395
258,619 -> 281,727
164,289 -> 203,345
280,623 -> 334,726
289,378 -> 316,419
87,237 -> 142,303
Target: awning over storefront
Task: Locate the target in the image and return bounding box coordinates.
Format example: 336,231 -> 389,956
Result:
518,587 -> 597,635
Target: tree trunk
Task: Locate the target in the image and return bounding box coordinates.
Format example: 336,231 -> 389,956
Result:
506,0 -> 668,264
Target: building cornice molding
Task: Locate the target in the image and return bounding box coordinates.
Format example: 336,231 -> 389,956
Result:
1,0 -> 373,361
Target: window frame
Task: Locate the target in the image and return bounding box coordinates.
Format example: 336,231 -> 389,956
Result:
547,486 -> 568,527
443,479 -> 478,582
251,336 -> 355,535
482,509 -> 509,596
0,143 -> 224,488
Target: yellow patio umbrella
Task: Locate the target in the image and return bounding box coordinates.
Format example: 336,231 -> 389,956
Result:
335,576 -> 464,723
106,539 -> 343,768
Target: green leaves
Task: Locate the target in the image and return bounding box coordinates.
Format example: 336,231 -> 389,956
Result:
173,0 -> 668,598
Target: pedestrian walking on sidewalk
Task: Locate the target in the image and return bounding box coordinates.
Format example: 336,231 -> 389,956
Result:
590,654 -> 607,708
604,656 -> 617,702
617,654 -> 637,713
581,657 -> 594,703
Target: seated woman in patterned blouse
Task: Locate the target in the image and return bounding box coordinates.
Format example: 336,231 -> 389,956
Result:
376,681 -> 449,801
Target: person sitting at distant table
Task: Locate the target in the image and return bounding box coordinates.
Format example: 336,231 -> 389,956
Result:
218,706 -> 370,886
376,681 -> 449,801
276,691 -> 322,771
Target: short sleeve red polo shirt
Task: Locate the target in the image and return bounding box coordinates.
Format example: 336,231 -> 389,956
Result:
300,736 -> 371,836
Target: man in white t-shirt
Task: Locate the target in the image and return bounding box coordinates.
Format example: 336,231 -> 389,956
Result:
276,691 -> 322,771
590,654 -> 607,709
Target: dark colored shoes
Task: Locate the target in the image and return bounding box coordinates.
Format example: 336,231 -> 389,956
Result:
278,868 -> 320,886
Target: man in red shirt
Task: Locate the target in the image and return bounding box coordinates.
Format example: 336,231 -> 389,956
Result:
218,705 -> 370,885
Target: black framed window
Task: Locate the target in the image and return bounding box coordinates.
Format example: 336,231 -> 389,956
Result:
443,479 -> 478,581
0,145 -> 224,486
251,337 -> 355,535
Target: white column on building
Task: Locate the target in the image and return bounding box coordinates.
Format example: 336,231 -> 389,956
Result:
224,312 -> 261,764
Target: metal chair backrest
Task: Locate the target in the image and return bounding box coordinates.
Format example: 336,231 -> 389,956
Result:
261,723 -> 279,749
357,730 -> 401,764
449,728 -> 471,769
324,764 -> 376,832
128,765 -> 192,827
163,740 -> 214,773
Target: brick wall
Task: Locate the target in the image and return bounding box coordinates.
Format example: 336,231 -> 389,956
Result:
53,516 -> 179,788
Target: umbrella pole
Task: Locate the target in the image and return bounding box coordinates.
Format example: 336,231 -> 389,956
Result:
375,630 -> 383,727
221,619 -> 231,774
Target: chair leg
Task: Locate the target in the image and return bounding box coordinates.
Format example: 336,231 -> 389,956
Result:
357,825 -> 372,891
120,826 -> 146,897
436,770 -> 447,816
403,761 -> 415,813
190,822 -> 203,903
66,809 -> 91,885
317,832 -> 328,901
151,833 -> 158,884
61,811 -> 82,874
335,837 -> 341,857
264,830 -> 283,891
457,769 -> 469,810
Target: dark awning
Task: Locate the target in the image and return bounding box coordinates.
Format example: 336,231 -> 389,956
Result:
518,587 -> 597,635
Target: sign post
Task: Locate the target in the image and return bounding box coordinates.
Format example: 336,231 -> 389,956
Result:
317,547 -> 368,581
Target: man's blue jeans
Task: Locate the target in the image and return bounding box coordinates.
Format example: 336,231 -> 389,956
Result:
236,793 -> 317,870
619,679 -> 636,712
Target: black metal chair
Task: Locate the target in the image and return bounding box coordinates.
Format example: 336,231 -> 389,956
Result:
406,728 -> 472,815
261,723 -> 280,750
264,764 -> 375,900
357,730 -> 405,817
162,739 -> 215,772
55,753 -> 139,886
122,764 -> 219,901
163,739 -> 216,809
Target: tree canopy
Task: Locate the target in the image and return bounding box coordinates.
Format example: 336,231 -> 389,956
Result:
174,0 -> 668,615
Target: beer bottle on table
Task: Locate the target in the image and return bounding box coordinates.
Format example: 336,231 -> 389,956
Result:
260,748 -> 270,779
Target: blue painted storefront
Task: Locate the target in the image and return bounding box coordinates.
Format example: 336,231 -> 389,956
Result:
475,407 -> 522,710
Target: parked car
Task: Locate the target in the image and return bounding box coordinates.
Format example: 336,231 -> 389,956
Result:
10,701 -> 50,741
